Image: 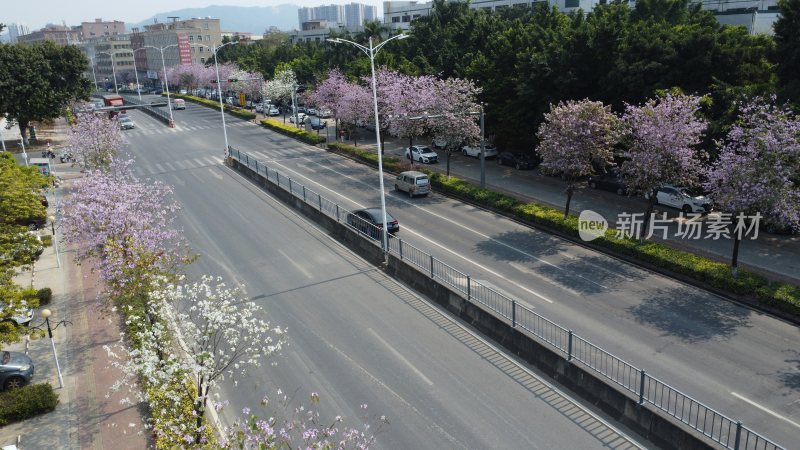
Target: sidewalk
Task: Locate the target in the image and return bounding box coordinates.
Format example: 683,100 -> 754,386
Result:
0,127 -> 151,449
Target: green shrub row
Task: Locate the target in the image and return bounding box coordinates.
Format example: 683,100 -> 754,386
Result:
260,118 -> 326,145
164,93 -> 257,120
325,141 -> 800,318
0,383 -> 59,425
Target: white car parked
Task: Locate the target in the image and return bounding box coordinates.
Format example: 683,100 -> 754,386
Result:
268,106 -> 280,116
651,185 -> 711,213
405,145 -> 439,164
462,143 -> 499,158
289,113 -> 307,124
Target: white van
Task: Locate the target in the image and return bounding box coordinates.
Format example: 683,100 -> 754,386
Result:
395,171 -> 430,197
173,99 -> 186,110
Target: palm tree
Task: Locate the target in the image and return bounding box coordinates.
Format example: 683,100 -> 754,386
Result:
355,20 -> 390,44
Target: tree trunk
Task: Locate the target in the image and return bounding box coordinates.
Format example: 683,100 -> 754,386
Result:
19,122 -> 29,146
446,150 -> 451,177
564,185 -> 574,220
641,189 -> 657,240
731,228 -> 742,277
195,379 -> 205,443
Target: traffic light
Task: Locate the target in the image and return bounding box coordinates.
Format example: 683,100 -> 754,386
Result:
210,80 -> 218,83
228,78 -> 238,82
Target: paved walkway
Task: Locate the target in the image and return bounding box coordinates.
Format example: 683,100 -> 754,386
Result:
0,117 -> 151,449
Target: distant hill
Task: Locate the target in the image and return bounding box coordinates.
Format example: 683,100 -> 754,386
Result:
128,4 -> 301,35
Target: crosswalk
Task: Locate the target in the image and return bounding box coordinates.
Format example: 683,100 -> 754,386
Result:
134,155 -> 224,177
123,120 -> 254,136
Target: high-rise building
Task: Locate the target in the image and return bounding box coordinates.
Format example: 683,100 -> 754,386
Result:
7,23 -> 31,43
298,3 -> 377,29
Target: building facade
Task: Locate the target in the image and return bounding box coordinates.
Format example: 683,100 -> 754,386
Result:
81,19 -> 126,40
16,24 -> 81,45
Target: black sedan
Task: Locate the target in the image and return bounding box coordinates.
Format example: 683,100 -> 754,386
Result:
497,152 -> 537,170
588,171 -> 627,195
346,208 -> 399,239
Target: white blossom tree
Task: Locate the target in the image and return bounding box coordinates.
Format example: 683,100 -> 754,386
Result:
106,276 -> 286,444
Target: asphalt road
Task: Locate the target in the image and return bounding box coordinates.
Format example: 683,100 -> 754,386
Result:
123,99 -> 799,448
120,106 -> 644,449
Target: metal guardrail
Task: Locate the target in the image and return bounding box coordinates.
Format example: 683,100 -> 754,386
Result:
227,147 -> 785,450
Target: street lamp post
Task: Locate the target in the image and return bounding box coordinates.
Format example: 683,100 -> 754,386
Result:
143,44 -> 178,128
96,51 -> 119,95
328,34 -> 408,253
131,48 -> 146,102
89,56 -> 98,91
30,309 -> 70,389
193,41 -> 238,157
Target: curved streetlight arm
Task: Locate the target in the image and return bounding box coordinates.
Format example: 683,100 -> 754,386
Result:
143,44 -> 178,127
192,41 -> 238,156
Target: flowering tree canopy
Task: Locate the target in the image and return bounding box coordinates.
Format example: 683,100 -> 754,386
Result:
705,97 -> 800,270
619,93 -> 707,195
537,99 -> 621,218
619,93 -> 707,235
60,161 -> 186,295
106,276 -> 287,444
68,112 -> 126,171
377,69 -> 439,145
310,69 -> 348,118
264,67 -> 296,105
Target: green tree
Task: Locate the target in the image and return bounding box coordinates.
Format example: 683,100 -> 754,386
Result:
0,151 -> 46,344
0,41 -> 91,143
774,0 -> 800,104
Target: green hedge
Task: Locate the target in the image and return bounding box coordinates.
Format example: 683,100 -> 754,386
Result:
165,93 -> 257,120
325,141 -> 800,317
260,118 -> 326,145
0,383 -> 59,425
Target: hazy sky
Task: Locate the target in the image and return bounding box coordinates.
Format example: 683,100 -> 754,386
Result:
4,0 -> 384,32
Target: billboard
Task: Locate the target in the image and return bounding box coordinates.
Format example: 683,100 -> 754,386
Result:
178,34 -> 192,65
147,70 -> 159,79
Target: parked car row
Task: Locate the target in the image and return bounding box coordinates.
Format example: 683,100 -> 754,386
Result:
1,302 -> 36,391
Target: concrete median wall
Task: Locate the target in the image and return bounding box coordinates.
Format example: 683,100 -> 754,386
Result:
230,156 -> 713,450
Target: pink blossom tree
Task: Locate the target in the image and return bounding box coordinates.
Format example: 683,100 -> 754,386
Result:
59,161 -> 188,297
377,69 -> 439,151
619,93 -> 708,236
67,112 -> 126,171
536,99 -> 621,218
427,77 -> 482,176
705,97 -> 800,274
335,81 -> 373,145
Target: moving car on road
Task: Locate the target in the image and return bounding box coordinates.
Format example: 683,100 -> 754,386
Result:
405,145 -> 439,164
119,117 -> 135,130
346,208 -> 400,239
395,171 -> 430,197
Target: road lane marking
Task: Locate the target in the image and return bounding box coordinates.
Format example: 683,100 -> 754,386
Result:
731,392 -> 800,430
367,328 -> 433,385
402,228 -> 554,304
278,249 -> 313,279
